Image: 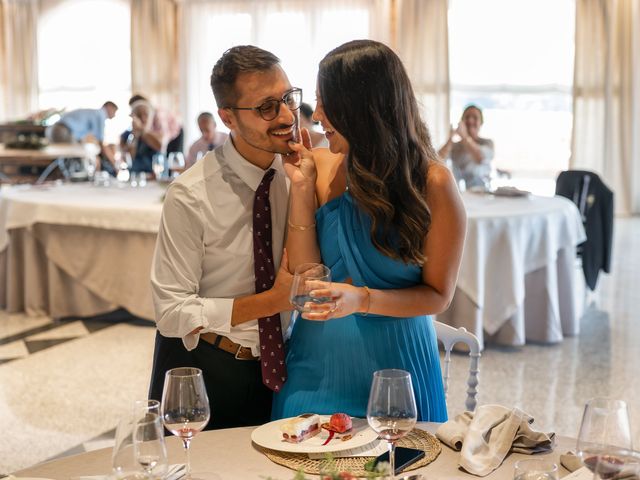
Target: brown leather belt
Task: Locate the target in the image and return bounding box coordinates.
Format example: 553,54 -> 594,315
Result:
200,332 -> 258,361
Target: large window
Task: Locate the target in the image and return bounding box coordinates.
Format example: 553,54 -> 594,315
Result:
180,0 -> 376,146
37,0 -> 131,143
448,0 -> 575,193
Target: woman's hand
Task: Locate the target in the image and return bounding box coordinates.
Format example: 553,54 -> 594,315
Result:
301,281 -> 369,321
455,120 -> 468,140
283,128 -> 316,189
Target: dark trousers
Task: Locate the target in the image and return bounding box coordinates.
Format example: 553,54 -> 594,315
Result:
148,332 -> 272,430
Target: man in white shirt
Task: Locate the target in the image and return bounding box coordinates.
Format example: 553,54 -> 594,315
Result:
185,112 -> 228,168
150,45 -> 302,428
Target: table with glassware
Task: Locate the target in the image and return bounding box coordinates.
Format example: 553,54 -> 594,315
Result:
0,180 -> 164,320
437,191 -> 587,350
14,422 -> 578,480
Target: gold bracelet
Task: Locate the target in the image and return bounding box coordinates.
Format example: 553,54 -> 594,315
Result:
362,286 -> 371,316
288,219 -> 316,231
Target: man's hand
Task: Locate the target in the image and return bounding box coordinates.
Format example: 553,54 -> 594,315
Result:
271,249 -> 294,312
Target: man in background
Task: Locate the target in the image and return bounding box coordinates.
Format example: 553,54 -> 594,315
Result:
185,112 -> 228,167
48,101 -> 118,169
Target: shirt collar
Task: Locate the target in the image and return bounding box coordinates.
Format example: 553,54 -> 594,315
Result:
222,136 -> 286,192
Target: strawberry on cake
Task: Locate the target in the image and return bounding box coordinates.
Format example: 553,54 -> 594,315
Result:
280,413 -> 321,443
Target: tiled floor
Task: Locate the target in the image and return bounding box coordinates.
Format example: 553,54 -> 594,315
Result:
1,218 -> 639,475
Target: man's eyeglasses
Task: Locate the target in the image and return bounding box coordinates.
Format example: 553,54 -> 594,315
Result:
225,88 -> 302,121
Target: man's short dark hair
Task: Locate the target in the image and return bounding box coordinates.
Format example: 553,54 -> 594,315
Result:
128,94 -> 147,106
210,45 -> 280,108
197,112 -> 214,123
103,101 -> 118,110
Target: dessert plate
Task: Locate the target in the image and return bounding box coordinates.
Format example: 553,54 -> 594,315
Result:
251,415 -> 378,453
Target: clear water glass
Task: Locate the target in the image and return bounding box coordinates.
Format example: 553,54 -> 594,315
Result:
289,263 -> 333,312
513,459 -> 558,480
133,413 -> 168,479
367,369 -> 418,479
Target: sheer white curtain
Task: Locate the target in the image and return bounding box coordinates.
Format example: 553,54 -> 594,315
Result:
0,0 -> 38,121
395,0 -> 450,147
571,0 -> 640,215
179,0 -> 391,146
131,0 -> 181,115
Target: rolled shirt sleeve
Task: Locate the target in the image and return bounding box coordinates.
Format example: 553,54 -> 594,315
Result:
150,182 -> 234,350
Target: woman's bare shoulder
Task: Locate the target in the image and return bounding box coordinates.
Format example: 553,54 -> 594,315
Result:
427,159 -> 455,188
314,148 -> 346,205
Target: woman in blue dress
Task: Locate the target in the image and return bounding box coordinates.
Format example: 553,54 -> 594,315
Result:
273,40 -> 466,422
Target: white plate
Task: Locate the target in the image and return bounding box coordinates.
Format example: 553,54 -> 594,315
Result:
251,415 -> 378,453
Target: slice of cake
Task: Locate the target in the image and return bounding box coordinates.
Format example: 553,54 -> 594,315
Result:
280,413 -> 321,443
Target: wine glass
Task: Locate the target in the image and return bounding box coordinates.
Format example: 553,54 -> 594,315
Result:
576,397 -> 633,480
133,413 -> 168,479
161,367 -> 210,479
168,152 -> 185,177
152,153 -> 166,180
289,263 -> 334,313
367,369 -> 418,479
514,459 -> 558,480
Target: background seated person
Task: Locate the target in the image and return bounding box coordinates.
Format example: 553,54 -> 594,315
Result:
299,102 -> 328,147
438,104 -> 494,189
121,100 -> 159,173
185,112 -> 228,168
128,94 -> 182,154
48,101 -> 118,172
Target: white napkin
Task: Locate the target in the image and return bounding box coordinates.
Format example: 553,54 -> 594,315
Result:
70,463 -> 187,480
436,405 -> 555,477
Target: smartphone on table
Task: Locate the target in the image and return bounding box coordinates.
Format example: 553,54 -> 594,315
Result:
372,446 -> 425,475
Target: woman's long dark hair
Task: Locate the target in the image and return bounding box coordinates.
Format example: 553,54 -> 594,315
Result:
318,40 -> 436,265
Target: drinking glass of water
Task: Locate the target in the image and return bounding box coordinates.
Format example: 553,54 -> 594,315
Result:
366,369 -> 417,479
289,263 -> 333,312
133,413 -> 168,479
514,459 -> 558,480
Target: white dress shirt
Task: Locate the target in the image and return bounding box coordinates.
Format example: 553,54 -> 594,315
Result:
151,138 -> 290,355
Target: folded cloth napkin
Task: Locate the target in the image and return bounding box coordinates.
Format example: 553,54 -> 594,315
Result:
560,451 -> 583,472
436,405 -> 556,477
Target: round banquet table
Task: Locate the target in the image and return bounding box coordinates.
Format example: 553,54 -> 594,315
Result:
437,191 -> 587,349
0,181 -> 164,320
14,423 -> 575,480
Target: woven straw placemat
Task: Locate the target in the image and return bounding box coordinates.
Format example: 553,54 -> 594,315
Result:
256,428 -> 441,477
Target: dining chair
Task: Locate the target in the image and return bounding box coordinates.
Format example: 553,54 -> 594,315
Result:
434,320 -> 481,412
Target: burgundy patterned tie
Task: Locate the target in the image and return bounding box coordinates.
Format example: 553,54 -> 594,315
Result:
253,168 -> 287,392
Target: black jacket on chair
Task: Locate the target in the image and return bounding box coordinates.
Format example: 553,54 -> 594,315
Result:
555,170 -> 614,290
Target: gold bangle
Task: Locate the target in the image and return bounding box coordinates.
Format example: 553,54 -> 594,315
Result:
362,286 -> 371,316
288,219 -> 316,231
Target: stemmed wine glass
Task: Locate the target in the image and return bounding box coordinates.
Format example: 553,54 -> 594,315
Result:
152,154 -> 166,180
367,369 -> 418,479
167,152 -> 186,177
161,367 -> 211,479
289,263 -> 334,313
133,413 -> 168,479
576,397 -> 637,480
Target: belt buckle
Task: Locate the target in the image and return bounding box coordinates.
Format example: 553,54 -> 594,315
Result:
234,345 -> 252,361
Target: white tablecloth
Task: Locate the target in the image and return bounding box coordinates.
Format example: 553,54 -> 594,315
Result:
0,182 -> 164,320
437,192 -> 587,349
15,422 -> 575,479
